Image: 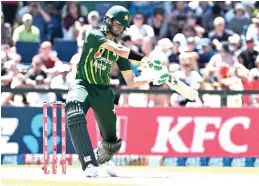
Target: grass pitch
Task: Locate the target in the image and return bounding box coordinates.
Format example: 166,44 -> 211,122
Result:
1,165 -> 259,186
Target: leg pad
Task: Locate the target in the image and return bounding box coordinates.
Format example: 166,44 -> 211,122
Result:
66,100 -> 98,170
97,138 -> 122,164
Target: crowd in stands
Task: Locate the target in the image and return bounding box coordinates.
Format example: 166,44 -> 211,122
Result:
1,1 -> 259,107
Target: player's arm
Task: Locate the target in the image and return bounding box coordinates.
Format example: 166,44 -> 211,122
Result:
87,30 -> 153,66
122,69 -> 170,88
117,57 -> 149,88
121,70 -> 149,88
101,40 -> 147,62
203,55 -> 218,76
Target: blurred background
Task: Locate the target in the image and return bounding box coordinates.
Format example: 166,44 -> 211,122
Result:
1,1 -> 259,167
1,1 -> 259,107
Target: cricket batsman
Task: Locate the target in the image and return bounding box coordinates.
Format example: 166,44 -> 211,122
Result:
65,5 -> 169,177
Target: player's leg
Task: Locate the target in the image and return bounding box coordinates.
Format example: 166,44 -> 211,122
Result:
65,80 -> 98,175
94,107 -> 122,165
88,86 -> 122,165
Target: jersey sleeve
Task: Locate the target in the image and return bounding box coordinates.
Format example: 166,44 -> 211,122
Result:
117,57 -> 132,71
85,29 -> 107,48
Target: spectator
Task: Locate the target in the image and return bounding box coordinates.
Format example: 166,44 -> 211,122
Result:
1,12 -> 12,46
202,3 -> 224,32
217,65 -> 244,107
204,42 -> 237,83
1,61 -> 26,106
50,64 -> 71,89
147,8 -> 167,41
249,56 -> 259,107
149,38 -> 172,66
172,33 -> 186,53
140,36 -> 153,57
182,24 -> 197,38
26,75 -> 56,107
1,60 -> 22,87
147,83 -> 170,107
187,1 -> 203,18
167,12 -> 179,40
218,1 -> 232,14
186,13 -> 205,37
195,26 -> 206,39
77,10 -> 100,47
32,41 -> 63,76
175,26 -> 198,53
171,53 -> 203,106
168,40 -> 181,64
238,37 -> 259,70
17,2 -> 51,42
12,14 -> 40,44
185,51 -> 199,71
87,10 -> 100,29
228,3 -> 251,35
126,12 -> 155,47
1,1 -> 19,25
50,64 -> 71,101
228,34 -> 243,55
252,2 -> 259,17
186,37 -> 198,53
1,45 -> 21,63
129,1 -> 156,18
121,35 -> 138,52
61,1 -> 88,18
25,60 -> 49,88
209,17 -> 235,46
216,66 -> 243,90
44,1 -> 63,42
246,14 -> 259,46
225,2 -> 250,24
63,2 -> 88,40
198,1 -> 211,14
249,55 -> 259,82
171,2 -> 193,31
186,13 -> 197,26
198,38 -> 215,70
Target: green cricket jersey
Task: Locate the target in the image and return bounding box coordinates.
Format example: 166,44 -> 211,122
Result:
76,29 -> 131,85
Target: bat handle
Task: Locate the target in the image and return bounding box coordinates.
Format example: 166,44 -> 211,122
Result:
168,74 -> 177,85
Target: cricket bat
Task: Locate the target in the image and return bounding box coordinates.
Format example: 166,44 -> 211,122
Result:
167,74 -> 199,101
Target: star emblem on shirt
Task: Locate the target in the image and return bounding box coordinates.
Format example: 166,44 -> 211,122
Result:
124,15 -> 129,21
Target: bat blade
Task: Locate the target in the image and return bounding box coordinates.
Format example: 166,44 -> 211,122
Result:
167,76 -> 198,101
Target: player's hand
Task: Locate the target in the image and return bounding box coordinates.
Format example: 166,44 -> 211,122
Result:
152,66 -> 170,85
140,57 -> 163,72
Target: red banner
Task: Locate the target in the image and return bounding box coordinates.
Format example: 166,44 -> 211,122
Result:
86,107 -> 259,157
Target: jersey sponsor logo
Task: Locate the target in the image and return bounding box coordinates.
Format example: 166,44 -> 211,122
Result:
94,52 -> 101,60
93,61 -> 107,71
93,52 -> 114,66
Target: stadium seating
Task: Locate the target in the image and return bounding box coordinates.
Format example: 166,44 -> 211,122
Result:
16,41 -> 40,65
53,38 -> 77,63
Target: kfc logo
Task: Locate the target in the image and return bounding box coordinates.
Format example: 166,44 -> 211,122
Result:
151,116 -> 250,154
